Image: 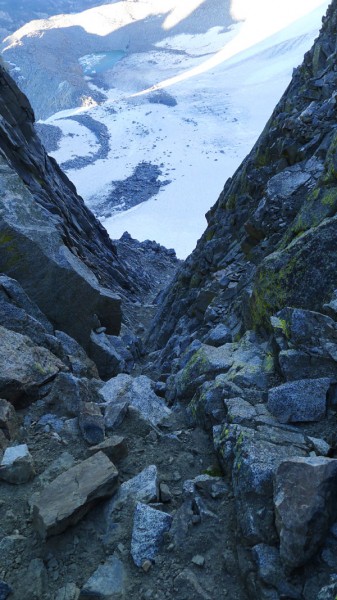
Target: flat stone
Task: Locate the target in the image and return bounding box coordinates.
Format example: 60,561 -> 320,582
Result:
105,465 -> 158,517
79,555 -> 125,599
88,436 -> 128,463
131,502 -> 173,567
32,451 -> 118,538
267,378 -> 330,423
0,443 -> 35,484
79,402 -> 105,445
274,456 -> 337,568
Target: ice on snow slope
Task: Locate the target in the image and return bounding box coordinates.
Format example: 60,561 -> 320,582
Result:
39,0 -> 330,258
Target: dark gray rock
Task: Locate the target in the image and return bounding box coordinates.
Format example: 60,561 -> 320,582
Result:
271,308 -> 337,380
274,456 -> 337,568
79,402 -> 105,445
88,436 -> 127,463
89,331 -> 126,380
79,555 -> 125,599
55,331 -> 99,378
0,581 -> 12,600
45,373 -> 101,417
131,502 -> 172,567
36,413 -> 64,433
104,400 -> 129,430
214,423 -> 307,544
173,569 -> 212,600
267,378 -> 330,423
0,325 -> 64,407
252,544 -> 302,598
204,324 -> 232,347
0,398 -> 18,441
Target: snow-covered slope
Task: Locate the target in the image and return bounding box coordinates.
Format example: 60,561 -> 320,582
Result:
10,0 -> 331,257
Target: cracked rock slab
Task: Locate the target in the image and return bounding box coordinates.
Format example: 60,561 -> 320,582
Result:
32,451 -> 118,538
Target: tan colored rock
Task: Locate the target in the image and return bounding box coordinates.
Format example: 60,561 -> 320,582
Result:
32,451 -> 118,538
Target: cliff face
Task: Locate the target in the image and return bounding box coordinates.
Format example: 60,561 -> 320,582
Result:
0,64 -> 157,349
150,0 -> 337,350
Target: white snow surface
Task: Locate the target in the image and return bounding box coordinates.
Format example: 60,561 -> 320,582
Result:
42,0 -> 330,258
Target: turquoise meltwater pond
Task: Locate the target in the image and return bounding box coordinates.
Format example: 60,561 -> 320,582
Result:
79,51 -> 126,75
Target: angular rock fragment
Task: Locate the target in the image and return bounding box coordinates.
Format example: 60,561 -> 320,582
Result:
104,400 -> 129,430
45,373 -> 101,417
0,444 -> 35,484
55,330 -> 99,379
32,451 -> 118,538
100,374 -> 170,426
79,402 -> 105,445
274,456 -> 337,568
79,555 -> 125,599
88,436 -> 127,463
173,569 -> 211,600
0,398 -> 18,441
267,378 -> 330,423
131,502 -> 172,567
89,331 -> 126,380
105,465 -> 158,517
0,325 -> 64,406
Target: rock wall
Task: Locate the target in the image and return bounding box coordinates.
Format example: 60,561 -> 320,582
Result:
149,1 -> 337,597
0,63 -> 155,350
149,0 -> 337,350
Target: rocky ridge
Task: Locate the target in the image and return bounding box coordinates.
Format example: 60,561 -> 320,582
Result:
145,0 -> 337,597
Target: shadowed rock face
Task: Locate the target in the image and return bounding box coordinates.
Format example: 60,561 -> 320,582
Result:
0,64 -> 142,348
148,0 -> 337,353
